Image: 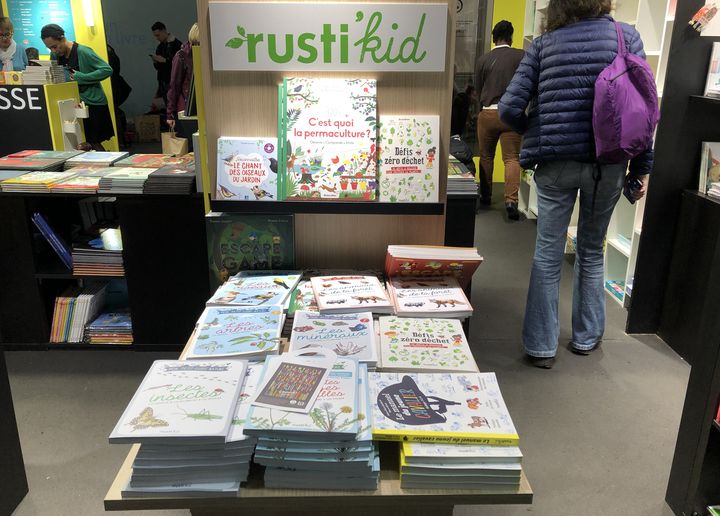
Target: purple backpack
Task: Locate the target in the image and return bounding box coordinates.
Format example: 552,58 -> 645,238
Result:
593,22 -> 659,163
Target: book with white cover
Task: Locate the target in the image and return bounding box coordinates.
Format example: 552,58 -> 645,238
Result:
207,273 -> 301,307
109,360 -> 247,444
244,357 -> 360,440
226,363 -> 264,442
216,137 -> 278,201
388,276 -> 472,318
289,311 -> 377,365
401,441 -> 523,464
368,372 -> 518,445
310,275 -> 393,314
378,316 -> 477,373
186,306 -> 284,359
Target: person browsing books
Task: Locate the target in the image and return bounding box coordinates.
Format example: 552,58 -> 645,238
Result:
498,0 -> 653,369
0,17 -> 28,71
166,23 -> 199,132
474,21 -> 524,219
41,24 -> 115,151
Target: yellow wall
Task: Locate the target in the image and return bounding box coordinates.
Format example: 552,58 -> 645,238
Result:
1,0 -> 118,150
489,0 -> 525,183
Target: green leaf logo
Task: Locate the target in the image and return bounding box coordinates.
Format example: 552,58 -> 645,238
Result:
237,26 -> 246,36
226,37 -> 245,49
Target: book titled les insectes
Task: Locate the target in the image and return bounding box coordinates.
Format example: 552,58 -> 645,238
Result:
109,359 -> 247,444
368,372 -> 519,445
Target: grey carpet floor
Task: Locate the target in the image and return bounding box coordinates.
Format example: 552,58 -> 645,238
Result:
5,188 -> 689,516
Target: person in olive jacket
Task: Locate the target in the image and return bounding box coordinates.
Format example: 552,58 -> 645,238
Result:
41,24 -> 115,150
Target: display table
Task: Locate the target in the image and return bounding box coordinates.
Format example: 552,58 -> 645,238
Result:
104,335 -> 533,514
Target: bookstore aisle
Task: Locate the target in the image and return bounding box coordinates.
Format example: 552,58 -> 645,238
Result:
4,193 -> 688,516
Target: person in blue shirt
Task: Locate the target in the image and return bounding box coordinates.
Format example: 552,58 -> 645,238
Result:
0,17 -> 28,71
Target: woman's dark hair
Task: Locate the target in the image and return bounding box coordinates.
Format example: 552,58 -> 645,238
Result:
40,23 -> 65,40
492,20 -> 514,44
545,0 -> 612,32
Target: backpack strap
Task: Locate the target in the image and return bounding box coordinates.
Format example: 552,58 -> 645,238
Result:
614,21 -> 627,56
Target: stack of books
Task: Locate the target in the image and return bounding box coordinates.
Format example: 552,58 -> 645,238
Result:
185,306 -> 285,360
709,183 -> 720,199
50,168 -> 114,194
207,272 -> 302,310
447,158 -> 478,195
143,166 -> 197,194
0,150 -> 83,172
385,245 -> 484,289
0,170 -> 26,183
50,283 -> 108,343
247,356 -> 380,490
114,153 -> 195,169
376,316 -> 477,373
98,168 -> 157,194
386,276 -> 472,318
22,60 -> 66,84
110,360 -> 253,497
64,151 -> 129,168
72,229 -> 124,276
367,371 -> 521,488
399,442 -> 523,489
310,275 -> 394,315
288,310 -> 378,369
0,171 -> 79,192
84,311 -> 133,344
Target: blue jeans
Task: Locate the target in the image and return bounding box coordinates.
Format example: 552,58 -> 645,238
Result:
523,161 -> 626,358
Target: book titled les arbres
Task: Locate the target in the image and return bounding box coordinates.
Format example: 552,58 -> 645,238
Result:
368,372 -> 519,446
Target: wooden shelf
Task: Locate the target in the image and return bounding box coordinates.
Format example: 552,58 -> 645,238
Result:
210,200 -> 445,215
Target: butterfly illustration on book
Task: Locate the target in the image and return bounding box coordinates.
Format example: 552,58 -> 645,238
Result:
128,407 -> 169,431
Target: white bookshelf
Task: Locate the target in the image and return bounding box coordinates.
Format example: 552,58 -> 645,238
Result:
519,0 -> 675,307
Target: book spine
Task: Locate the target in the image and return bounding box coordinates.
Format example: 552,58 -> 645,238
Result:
371,431 -> 519,447
277,82 -> 285,201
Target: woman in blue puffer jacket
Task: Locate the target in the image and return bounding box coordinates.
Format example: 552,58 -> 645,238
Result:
499,0 -> 653,369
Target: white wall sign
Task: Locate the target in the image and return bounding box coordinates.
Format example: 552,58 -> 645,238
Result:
209,2 -> 448,71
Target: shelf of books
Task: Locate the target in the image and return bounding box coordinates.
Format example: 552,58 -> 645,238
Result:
105,247 -> 533,511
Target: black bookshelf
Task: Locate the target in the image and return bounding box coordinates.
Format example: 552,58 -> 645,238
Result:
210,199 -> 445,215
714,420 -> 720,434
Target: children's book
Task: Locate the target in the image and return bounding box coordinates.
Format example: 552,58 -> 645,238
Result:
385,245 -> 484,289
205,212 -> 295,289
186,306 -> 284,359
114,154 -> 195,169
207,273 -> 301,307
378,316 -> 477,373
399,451 -> 522,475
699,142 -> 720,195
387,276 -> 472,318
368,372 -> 519,445
216,137 -> 278,201
65,151 -> 129,167
227,363 -> 264,443
109,359 -> 247,444
244,357 -> 361,441
401,441 -> 523,464
279,78 -> 378,201
1,170 -> 78,185
378,115 -> 439,202
287,280 -> 319,316
289,311 -> 377,365
310,275 -> 393,314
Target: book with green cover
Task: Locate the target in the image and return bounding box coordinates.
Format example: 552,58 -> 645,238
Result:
205,212 -> 295,289
279,78 -> 378,201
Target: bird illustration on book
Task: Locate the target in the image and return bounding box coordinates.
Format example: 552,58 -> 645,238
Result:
251,186 -> 274,200
273,278 -> 290,289
457,376 -> 480,392
240,292 -> 275,304
348,323 -> 367,331
197,341 -> 222,354
214,291 -> 240,304
177,407 -> 224,421
201,318 -> 221,329
218,185 -> 236,199
129,407 -> 169,431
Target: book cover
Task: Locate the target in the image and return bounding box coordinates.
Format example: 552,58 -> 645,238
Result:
699,142 -> 720,195
207,273 -> 300,307
368,372 -> 519,445
388,276 -> 472,318
216,137 -> 278,201
378,115 -> 439,202
385,245 -> 484,289
205,213 -> 295,289
289,311 -> 377,364
3,171 -> 78,185
287,280 -> 319,316
244,357 -> 361,440
310,275 -> 393,314
401,441 -> 523,464
226,363 -> 264,443
109,359 -> 247,444
186,306 -> 284,359
31,213 -> 72,269
378,317 -> 477,373
706,42 -> 720,98
281,78 -> 378,201
65,151 -> 129,165
252,355 -> 334,413
114,154 -> 194,169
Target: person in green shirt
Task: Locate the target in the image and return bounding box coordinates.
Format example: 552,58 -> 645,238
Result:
41,24 -> 115,151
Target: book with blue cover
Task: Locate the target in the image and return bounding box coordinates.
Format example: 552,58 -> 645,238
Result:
31,212 -> 72,269
186,306 -> 284,360
216,137 -> 278,201
207,273 -> 301,307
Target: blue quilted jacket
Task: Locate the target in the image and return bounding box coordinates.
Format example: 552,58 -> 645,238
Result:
498,16 -> 654,175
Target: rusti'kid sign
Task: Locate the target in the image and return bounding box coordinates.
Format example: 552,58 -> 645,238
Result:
209,2 -> 448,71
